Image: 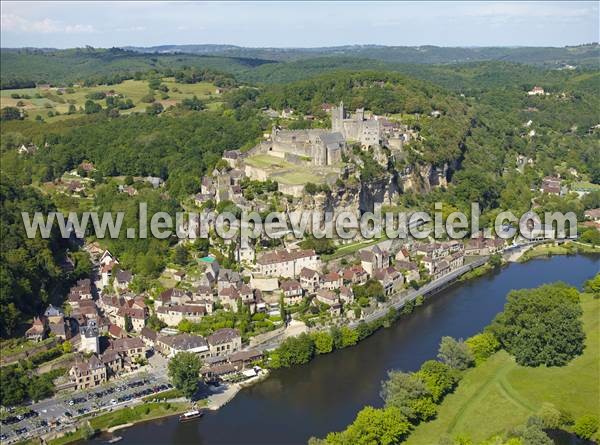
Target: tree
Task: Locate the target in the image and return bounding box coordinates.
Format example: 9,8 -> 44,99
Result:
146,102 -> 164,115
437,336 -> 473,370
580,228 -> 600,245
167,352 -> 202,399
584,273 -> 600,294
489,254 -> 502,268
416,360 -> 459,402
489,283 -> 584,366
279,295 -> 287,323
269,333 -> 315,369
339,326 -> 359,348
62,341 -> 73,354
172,245 -> 189,266
353,279 -> 385,303
147,314 -> 166,331
300,236 -> 335,255
311,331 -> 334,354
573,415 -> 599,440
465,332 -> 500,365
538,403 -> 561,429
0,366 -> 27,406
323,406 -> 412,445
124,314 -> 133,333
0,106 -> 22,121
181,95 -> 204,111
518,419 -> 553,445
380,370 -> 435,422
84,100 -> 102,114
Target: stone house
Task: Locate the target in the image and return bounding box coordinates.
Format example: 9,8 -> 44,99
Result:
156,304 -> 206,326
359,245 -> 389,276
159,288 -> 192,306
342,265 -> 368,285
255,249 -> 320,279
69,355 -> 107,390
140,327 -> 158,348
433,260 -> 450,280
373,266 -> 404,296
115,307 -> 146,332
280,280 -> 303,304
44,304 -> 64,324
114,269 -> 133,291
100,350 -> 123,377
194,286 -> 214,302
156,333 -> 210,359
339,286 -> 354,304
207,328 -> 242,357
25,317 -> 48,342
321,272 -> 343,291
395,260 -> 420,283
106,337 -> 146,361
315,289 -> 340,306
218,286 -> 241,311
299,267 -> 321,293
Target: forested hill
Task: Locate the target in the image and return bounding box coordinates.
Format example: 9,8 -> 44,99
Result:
124,43 -> 600,67
2,44 -> 599,89
0,47 -> 275,88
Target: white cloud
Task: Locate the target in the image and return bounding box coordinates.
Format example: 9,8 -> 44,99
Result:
1,13 -> 95,33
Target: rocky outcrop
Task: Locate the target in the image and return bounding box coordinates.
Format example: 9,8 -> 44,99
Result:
400,162 -> 450,193
297,176 -> 398,214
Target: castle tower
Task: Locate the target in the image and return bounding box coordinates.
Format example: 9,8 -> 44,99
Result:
355,107 -> 364,121
332,101 -> 344,133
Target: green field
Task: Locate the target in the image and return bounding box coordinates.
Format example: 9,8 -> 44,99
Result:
407,292 -> 600,444
0,78 -> 218,121
244,154 -> 336,185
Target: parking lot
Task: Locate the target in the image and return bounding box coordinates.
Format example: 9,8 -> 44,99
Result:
1,372 -> 172,444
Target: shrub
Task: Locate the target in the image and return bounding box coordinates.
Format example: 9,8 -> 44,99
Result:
573,415 -> 599,440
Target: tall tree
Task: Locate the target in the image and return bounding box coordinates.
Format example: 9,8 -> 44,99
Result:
490,283 -> 584,366
167,352 -> 202,399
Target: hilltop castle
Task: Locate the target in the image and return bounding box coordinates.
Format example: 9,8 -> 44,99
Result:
331,102 -> 381,147
266,102 -> 382,167
270,128 -> 345,166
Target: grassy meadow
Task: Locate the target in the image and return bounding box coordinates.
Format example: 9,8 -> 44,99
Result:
407,292 -> 600,444
0,78 -> 219,121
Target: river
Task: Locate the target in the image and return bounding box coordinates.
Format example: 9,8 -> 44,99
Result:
102,254 -> 599,445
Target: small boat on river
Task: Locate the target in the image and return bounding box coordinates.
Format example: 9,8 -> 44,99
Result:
179,409 -> 204,422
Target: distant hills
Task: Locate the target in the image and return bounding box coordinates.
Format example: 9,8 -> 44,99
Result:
122,43 -> 600,66
1,43 -> 598,88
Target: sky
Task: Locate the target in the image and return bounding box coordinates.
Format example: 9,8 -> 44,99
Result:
1,1 -> 598,48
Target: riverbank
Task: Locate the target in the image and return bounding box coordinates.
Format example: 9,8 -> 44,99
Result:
205,371 -> 269,411
407,290 -> 599,444
518,240 -> 600,263
89,255 -> 600,444
21,373 -> 271,445
52,402 -> 190,445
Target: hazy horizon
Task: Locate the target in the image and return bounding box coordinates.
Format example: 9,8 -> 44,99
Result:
3,42 -> 599,50
1,1 -> 598,49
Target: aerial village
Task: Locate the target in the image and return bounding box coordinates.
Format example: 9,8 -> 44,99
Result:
19,99 -> 599,401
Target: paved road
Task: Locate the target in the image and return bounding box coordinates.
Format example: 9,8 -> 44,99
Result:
355,256 -> 489,327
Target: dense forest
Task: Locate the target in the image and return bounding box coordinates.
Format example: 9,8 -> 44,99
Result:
0,177 -> 78,336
